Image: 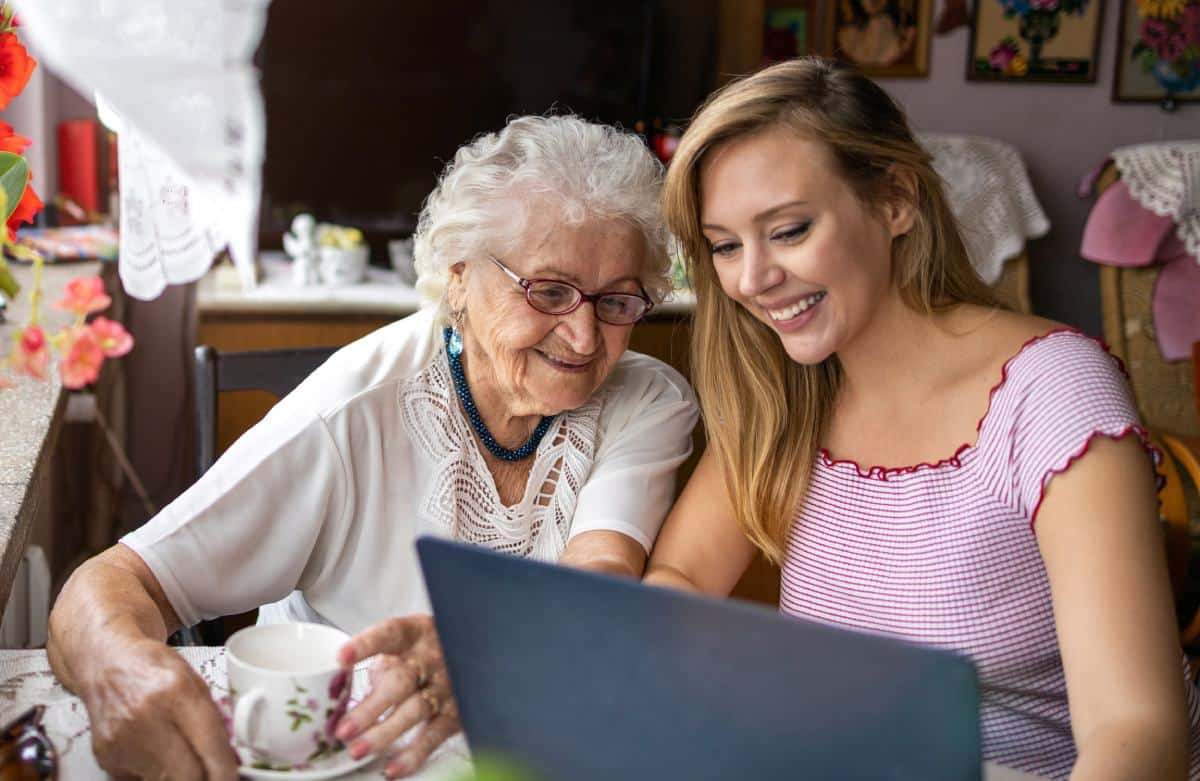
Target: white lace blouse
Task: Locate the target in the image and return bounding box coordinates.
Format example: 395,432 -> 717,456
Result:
121,308 -> 699,633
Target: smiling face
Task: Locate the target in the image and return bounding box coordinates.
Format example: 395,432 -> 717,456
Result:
698,127 -> 913,366
449,213 -> 647,418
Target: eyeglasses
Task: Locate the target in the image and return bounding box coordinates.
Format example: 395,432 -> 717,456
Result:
488,255 -> 653,326
0,706 -> 57,781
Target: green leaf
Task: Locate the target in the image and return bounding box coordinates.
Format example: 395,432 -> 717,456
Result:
0,152 -> 27,223
0,186 -> 17,297
0,256 -> 18,299
454,755 -> 545,781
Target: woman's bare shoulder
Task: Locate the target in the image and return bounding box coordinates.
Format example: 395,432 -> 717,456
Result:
953,305 -> 1068,364
927,306 -> 1075,400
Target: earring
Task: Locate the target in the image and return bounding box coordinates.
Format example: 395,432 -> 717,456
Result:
448,308 -> 464,357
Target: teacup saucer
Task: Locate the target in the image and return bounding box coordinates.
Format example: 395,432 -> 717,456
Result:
202,652 -> 379,779
236,745 -> 377,780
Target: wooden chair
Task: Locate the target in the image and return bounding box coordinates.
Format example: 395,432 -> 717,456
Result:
193,345 -> 338,479
1093,163 -> 1199,438
993,252 -> 1033,314
174,344 -> 338,645
1089,165 -> 1200,651
1157,433 -> 1200,652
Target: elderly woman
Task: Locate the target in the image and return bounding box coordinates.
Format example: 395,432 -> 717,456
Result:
47,115 -> 697,780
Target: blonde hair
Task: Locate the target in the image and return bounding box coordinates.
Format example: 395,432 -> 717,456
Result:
664,57 -> 997,563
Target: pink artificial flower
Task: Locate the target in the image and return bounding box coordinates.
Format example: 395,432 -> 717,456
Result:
1182,5 -> 1200,46
1030,0 -> 1060,9
989,40 -> 1018,69
58,325 -> 104,389
55,276 -> 111,317
1141,17 -> 1170,47
10,324 -> 47,380
1157,30 -> 1187,60
88,316 -> 133,358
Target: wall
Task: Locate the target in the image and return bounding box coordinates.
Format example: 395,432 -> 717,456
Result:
877,3 -> 1198,334
1,43 -> 95,210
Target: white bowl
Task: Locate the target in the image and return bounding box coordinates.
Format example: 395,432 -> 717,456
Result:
318,245 -> 368,285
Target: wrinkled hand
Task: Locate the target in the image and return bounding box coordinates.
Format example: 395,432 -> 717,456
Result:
335,616 -> 460,778
82,636 -> 238,780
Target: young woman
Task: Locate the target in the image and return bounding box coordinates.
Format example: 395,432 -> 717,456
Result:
645,57 -> 1198,780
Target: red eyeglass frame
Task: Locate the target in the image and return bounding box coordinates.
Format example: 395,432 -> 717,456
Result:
487,255 -> 654,325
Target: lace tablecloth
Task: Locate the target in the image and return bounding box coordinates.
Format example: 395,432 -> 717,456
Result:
0,648 -> 471,780
919,133 -> 1051,284
1113,142 -> 1200,263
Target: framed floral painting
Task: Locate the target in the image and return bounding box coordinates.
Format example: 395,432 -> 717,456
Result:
763,0 -> 818,65
826,0 -> 933,77
1113,0 -> 1200,103
967,0 -> 1105,82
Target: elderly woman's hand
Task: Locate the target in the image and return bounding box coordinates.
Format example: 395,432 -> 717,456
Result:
334,616 -> 461,778
83,635 -> 239,780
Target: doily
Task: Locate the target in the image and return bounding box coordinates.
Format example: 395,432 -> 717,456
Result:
1112,142 -> 1200,263
919,133 -> 1051,284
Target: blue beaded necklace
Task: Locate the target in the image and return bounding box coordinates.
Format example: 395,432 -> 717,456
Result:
444,327 -> 556,462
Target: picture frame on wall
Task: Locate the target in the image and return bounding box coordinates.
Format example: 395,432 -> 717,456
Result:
826,0 -> 933,77
1113,0 -> 1200,103
967,0 -> 1105,82
762,0 -> 819,65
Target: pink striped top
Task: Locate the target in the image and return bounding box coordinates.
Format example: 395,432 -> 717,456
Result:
780,330 -> 1200,780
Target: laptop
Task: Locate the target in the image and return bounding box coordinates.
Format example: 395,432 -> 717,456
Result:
416,536 -> 981,781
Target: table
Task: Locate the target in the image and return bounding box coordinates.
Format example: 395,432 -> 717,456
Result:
0,649 -> 1043,780
0,647 -> 471,779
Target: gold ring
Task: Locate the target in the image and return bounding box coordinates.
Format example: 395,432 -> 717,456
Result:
419,688 -> 441,719
403,657 -> 429,688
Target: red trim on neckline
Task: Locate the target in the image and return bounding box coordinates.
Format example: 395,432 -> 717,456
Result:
818,327 -> 1122,481
1026,425 -> 1159,533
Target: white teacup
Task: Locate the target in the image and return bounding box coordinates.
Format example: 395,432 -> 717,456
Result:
226,623 -> 352,768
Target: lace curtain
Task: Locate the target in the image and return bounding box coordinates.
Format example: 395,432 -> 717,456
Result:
14,0 -> 270,300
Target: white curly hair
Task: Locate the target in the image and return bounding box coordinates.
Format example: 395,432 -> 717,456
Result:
413,114 -> 670,323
